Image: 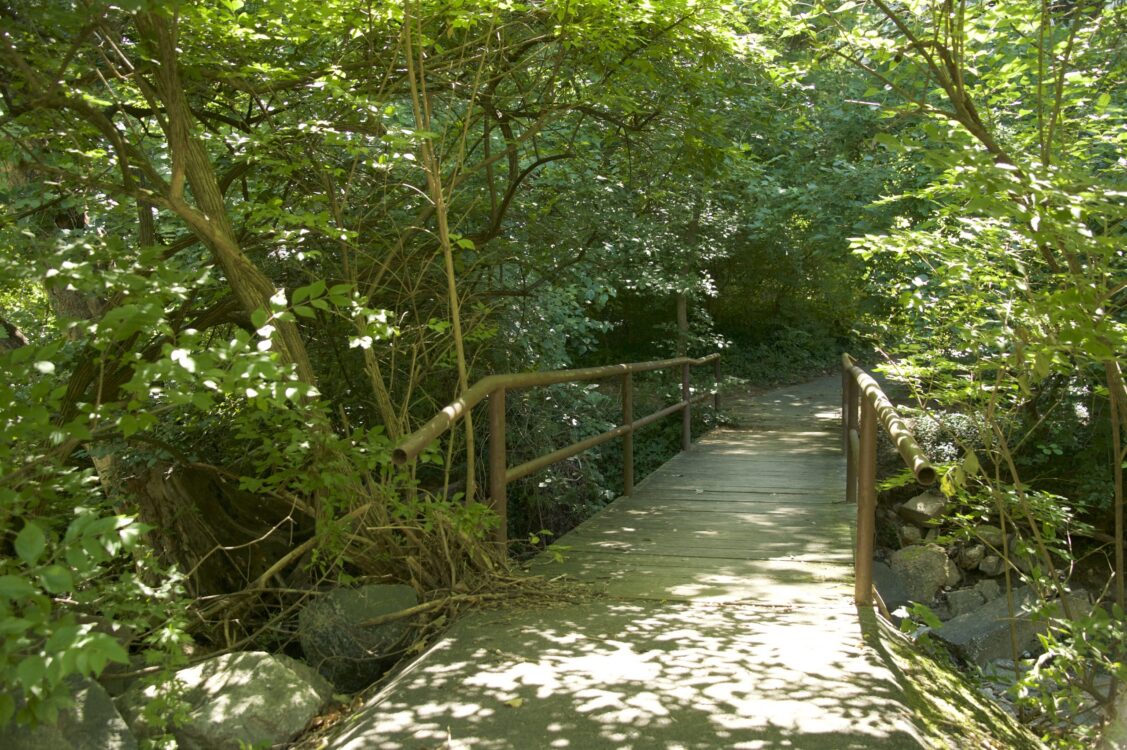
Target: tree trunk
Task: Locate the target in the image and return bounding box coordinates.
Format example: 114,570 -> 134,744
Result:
135,12 -> 318,387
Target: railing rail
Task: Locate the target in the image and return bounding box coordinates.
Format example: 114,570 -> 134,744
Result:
842,353 -> 936,607
394,354 -> 722,544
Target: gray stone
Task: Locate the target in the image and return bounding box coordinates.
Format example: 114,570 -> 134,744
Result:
974,579 -> 1001,602
1011,548 -> 1039,575
0,677 -> 136,750
957,544 -> 986,570
974,525 -> 1006,548
897,491 -> 948,526
979,555 -> 1007,577
898,524 -> 923,546
889,544 -> 959,603
934,587 -> 1091,666
1099,689 -> 1127,749
299,583 -> 418,692
118,651 -> 332,750
872,560 -> 912,613
946,588 -> 986,619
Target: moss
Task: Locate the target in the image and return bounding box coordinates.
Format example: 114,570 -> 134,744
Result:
858,606 -> 1046,750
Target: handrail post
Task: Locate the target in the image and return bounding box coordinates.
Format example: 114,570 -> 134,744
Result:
488,387 -> 507,546
623,372 -> 634,496
855,393 -> 877,606
712,356 -> 721,412
681,361 -> 691,451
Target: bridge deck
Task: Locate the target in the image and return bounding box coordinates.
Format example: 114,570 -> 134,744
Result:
325,377 -> 934,749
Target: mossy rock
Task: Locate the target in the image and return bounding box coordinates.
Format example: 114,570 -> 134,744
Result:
298,584 -> 418,692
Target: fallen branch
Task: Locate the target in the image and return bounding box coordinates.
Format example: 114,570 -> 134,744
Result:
359,590 -> 521,627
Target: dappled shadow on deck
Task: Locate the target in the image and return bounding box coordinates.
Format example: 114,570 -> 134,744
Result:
325,376 -> 930,749
328,601 -> 925,750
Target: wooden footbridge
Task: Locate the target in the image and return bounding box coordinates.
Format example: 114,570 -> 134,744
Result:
324,356 -> 1038,750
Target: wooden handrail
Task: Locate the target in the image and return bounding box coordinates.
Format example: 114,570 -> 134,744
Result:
394,354 -> 722,544
842,353 -> 936,607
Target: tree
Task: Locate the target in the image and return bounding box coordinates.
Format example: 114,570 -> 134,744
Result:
811,0 -> 1126,740
0,0 -> 751,725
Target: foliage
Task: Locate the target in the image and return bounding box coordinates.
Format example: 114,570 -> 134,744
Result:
0,0 -> 765,727
806,0 -> 1126,744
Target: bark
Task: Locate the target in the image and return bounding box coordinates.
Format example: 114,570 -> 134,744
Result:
134,12 -> 318,387
129,463 -> 303,597
0,314 -> 29,351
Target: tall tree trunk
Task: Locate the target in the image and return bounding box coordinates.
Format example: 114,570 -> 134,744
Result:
135,12 -> 318,387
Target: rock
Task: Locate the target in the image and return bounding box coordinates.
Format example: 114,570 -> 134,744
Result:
872,560 -> 912,613
898,524 -> 923,546
957,544 -> 986,570
979,555 -> 1007,577
897,491 -> 948,526
1100,687 -> 1127,749
889,544 -> 959,603
0,677 -> 136,750
946,588 -> 986,618
974,525 -> 1006,548
299,583 -> 418,692
945,562 -> 962,588
117,651 -> 332,750
974,578 -> 1001,602
934,587 -> 1091,666
1011,548 -> 1039,575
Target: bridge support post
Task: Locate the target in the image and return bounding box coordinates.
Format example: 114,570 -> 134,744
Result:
623,373 -> 634,496
489,388 -> 507,546
855,394 -> 877,606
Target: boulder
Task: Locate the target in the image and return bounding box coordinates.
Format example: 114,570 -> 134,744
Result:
889,544 -> 959,603
974,525 -> 1006,548
974,579 -> 1001,602
946,588 -> 986,619
872,560 -> 911,613
1,677 -> 136,750
979,555 -> 1007,577
117,651 -> 332,750
945,562 -> 962,588
1099,688 -> 1127,749
898,524 -> 923,546
956,544 -> 986,570
299,584 -> 418,692
896,491 -> 947,526
933,587 -> 1091,666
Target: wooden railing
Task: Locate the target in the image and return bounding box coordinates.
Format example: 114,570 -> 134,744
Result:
393,354 -> 722,544
841,353 -> 937,606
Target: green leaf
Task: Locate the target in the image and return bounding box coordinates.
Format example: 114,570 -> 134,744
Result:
91,633 -> 129,666
39,565 -> 74,594
962,451 -> 980,477
16,655 -> 46,689
873,133 -> 903,152
293,279 -> 325,304
15,522 -> 46,565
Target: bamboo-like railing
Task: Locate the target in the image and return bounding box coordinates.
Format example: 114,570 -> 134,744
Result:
842,353 -> 937,606
393,354 -> 722,544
